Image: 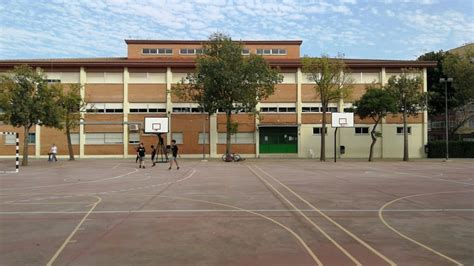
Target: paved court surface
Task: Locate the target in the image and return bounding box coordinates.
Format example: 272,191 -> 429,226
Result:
0,158 -> 473,266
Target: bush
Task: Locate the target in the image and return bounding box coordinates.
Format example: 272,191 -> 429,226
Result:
427,141 -> 474,158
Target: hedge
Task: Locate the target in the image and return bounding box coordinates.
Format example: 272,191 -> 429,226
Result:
427,141 -> 474,158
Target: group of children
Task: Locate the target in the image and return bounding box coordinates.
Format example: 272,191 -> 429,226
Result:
136,140 -> 180,170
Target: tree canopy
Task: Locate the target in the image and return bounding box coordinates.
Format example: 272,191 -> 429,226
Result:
354,87 -> 397,161
0,65 -> 63,165
173,33 -> 282,155
302,55 -> 353,161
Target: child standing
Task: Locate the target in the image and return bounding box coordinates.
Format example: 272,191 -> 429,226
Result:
168,139 -> 180,170
137,143 -> 146,169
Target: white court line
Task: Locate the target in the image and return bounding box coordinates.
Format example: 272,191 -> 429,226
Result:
2,208 -> 473,215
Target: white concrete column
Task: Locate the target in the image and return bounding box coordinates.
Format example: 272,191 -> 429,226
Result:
380,67 -> 387,158
166,67 -> 173,144
79,67 -> 86,158
35,125 -> 41,158
210,114 -> 218,158
255,103 -> 260,159
296,67 -> 303,158
123,67 -> 129,158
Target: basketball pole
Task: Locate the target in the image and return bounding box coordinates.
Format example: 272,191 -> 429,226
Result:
334,127 -> 338,163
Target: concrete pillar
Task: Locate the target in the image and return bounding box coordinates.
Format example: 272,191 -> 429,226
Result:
35,125 -> 41,158
210,114 -> 218,158
380,67 -> 386,158
79,67 -> 86,158
166,67 -> 172,144
296,67 -> 303,158
123,67 -> 129,158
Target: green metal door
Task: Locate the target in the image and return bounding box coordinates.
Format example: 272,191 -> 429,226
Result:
259,127 -> 297,153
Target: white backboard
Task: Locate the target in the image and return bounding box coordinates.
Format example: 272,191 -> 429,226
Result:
144,117 -> 169,133
331,112 -> 354,128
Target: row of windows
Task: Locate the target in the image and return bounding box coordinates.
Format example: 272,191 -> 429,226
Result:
2,127 -> 413,146
85,106 -> 349,114
141,48 -> 286,56
312,127 -> 411,135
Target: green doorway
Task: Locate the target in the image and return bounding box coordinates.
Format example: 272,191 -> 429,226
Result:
259,127 -> 297,153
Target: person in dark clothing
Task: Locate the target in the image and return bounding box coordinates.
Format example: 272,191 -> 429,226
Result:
151,145 -> 157,167
137,143 -> 146,169
168,139 -> 180,170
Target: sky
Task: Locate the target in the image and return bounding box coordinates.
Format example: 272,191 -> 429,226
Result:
0,0 -> 473,60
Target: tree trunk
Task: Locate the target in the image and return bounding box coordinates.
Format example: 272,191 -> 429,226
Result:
225,111 -> 232,155
369,118 -> 380,162
403,110 -> 409,161
22,126 -> 30,166
320,105 -> 326,161
66,123 -> 75,161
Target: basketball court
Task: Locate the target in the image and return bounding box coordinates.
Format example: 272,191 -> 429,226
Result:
0,158 -> 473,265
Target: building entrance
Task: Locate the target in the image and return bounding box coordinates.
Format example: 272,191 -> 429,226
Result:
259,127 -> 297,153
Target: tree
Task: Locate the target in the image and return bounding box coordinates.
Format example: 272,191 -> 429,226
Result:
442,50 -> 474,137
354,87 -> 397,161
302,55 -> 353,161
173,33 -> 282,156
385,69 -> 426,161
0,65 -> 63,166
56,83 -> 85,161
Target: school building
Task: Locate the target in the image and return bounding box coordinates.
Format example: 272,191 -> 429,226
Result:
0,40 -> 436,159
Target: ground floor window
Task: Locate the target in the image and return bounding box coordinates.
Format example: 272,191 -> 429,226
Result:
355,127 -> 369,135
172,132 -> 183,144
217,133 -> 255,144
396,127 -> 411,134
312,127 -> 327,135
85,133 -> 123,144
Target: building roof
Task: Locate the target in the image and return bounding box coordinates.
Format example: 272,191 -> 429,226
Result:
0,57 -> 436,69
125,39 -> 304,45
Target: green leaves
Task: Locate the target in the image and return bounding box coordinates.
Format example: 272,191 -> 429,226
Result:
354,86 -> 397,121
385,68 -> 426,116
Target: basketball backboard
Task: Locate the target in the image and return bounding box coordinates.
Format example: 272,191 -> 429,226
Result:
144,117 -> 169,134
331,112 -> 354,128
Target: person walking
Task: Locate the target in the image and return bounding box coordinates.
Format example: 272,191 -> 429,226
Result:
168,139 -> 180,170
151,145 -> 157,167
49,144 -> 58,162
137,143 -> 146,169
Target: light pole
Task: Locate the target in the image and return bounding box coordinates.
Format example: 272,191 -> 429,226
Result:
439,77 -> 453,161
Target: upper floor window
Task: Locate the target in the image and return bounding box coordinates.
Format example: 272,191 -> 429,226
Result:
260,106 -> 295,113
241,49 -> 250,55
172,107 -> 202,113
256,48 -> 287,55
142,48 -> 173,55
302,107 -> 320,113
86,103 -> 123,113
179,48 -> 203,55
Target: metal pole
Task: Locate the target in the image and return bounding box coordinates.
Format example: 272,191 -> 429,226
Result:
445,80 -> 449,161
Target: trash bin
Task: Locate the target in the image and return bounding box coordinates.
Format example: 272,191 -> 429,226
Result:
424,144 -> 429,154
340,145 -> 345,154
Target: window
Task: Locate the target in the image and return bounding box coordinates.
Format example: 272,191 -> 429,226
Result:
172,107 -> 202,113
69,133 -> 80,145
313,127 -> 327,135
326,107 -> 338,113
396,127 -> 411,134
256,48 -> 286,55
28,133 -> 35,144
198,133 -> 209,144
129,133 -> 140,144
85,133 -> 123,144
4,134 -> 16,145
87,103 -> 123,113
278,107 -> 296,113
46,79 -> 61,84
344,107 -> 354,112
179,48 -> 203,55
241,48 -> 250,55
260,106 -> 296,113
218,133 -> 255,144
129,103 -> 166,113
355,127 -> 369,135
302,107 -> 320,113
142,48 -> 173,55
260,107 -> 278,113
171,132 -> 183,144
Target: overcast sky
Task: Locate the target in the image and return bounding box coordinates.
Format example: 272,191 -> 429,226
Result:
0,0 -> 472,60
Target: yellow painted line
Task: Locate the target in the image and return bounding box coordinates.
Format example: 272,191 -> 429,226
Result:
158,194 -> 322,266
378,190 -> 472,266
247,166 -> 360,266
46,195 -> 102,266
253,164 -> 396,266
